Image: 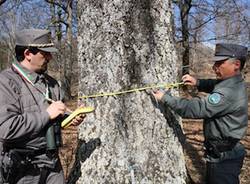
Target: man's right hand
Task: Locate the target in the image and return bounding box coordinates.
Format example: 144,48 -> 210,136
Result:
46,101 -> 67,120
151,90 -> 165,101
182,74 -> 197,86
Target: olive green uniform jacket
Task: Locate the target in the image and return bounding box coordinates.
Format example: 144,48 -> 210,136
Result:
0,63 -> 63,149
0,62 -> 64,171
161,74 -> 248,161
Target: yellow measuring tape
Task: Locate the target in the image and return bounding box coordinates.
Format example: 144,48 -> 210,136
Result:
63,82 -> 184,129
79,82 -> 184,99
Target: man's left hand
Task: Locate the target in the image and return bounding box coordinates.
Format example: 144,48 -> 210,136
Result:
71,114 -> 86,126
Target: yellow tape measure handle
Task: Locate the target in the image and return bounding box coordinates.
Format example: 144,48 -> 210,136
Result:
79,82 -> 184,99
61,107 -> 95,128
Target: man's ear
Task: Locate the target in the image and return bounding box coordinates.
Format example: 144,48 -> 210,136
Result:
234,60 -> 241,70
24,49 -> 32,61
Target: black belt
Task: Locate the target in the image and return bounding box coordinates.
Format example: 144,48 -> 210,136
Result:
3,148 -> 58,162
205,139 -> 239,158
9,148 -> 47,157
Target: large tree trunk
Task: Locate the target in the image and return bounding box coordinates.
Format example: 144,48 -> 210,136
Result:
74,0 -> 187,183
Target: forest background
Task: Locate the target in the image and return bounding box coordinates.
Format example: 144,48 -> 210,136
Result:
0,0 -> 249,183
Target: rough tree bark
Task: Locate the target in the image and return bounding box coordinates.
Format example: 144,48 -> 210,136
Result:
72,0 -> 187,183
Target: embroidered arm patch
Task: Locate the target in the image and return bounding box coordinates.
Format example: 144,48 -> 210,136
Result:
208,93 -> 221,104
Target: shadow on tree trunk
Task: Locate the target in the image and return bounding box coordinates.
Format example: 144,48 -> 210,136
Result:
150,95 -> 205,183
66,138 -> 101,184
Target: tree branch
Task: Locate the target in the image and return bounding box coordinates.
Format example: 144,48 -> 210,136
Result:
51,19 -> 69,27
231,0 -> 250,32
44,0 -> 67,12
190,15 -> 217,31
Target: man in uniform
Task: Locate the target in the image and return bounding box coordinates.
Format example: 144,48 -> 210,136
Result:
152,43 -> 248,184
0,29 -> 84,184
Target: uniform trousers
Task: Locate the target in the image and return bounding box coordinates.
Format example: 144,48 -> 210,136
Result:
205,155 -> 245,184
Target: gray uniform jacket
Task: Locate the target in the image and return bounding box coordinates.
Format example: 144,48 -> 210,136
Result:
162,74 -> 248,160
0,62 -> 63,152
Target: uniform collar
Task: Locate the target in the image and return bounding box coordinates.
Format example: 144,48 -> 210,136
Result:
215,74 -> 243,88
15,62 -> 46,84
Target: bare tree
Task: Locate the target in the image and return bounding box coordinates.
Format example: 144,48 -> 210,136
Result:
174,0 -> 192,75
45,0 -> 77,99
214,0 -> 250,45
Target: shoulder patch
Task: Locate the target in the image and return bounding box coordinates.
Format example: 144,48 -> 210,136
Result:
208,93 -> 221,104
